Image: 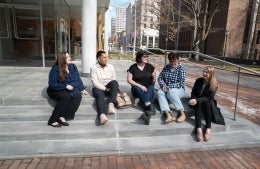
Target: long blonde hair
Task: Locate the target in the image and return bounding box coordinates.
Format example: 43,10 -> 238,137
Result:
206,66 -> 218,93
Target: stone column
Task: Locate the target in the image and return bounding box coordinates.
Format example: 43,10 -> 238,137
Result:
81,0 -> 97,76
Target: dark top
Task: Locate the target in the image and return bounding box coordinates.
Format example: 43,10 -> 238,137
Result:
191,77 -> 225,125
48,63 -> 85,95
191,77 -> 215,102
128,63 -> 155,88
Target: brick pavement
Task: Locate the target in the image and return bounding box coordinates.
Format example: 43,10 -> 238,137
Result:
0,147 -> 259,169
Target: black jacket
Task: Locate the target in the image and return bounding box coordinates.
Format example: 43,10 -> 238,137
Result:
191,77 -> 225,125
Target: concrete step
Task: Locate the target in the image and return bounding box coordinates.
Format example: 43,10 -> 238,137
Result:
0,106 -> 254,142
0,131 -> 259,159
0,60 -> 259,159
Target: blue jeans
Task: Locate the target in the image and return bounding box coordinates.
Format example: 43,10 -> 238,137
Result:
157,88 -> 185,112
131,85 -> 154,104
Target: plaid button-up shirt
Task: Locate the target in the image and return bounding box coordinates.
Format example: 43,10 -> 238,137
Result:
158,64 -> 186,90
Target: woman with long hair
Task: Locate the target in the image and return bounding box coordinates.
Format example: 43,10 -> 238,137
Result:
189,66 -> 225,142
47,52 -> 88,127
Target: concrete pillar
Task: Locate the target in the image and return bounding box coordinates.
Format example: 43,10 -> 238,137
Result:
81,0 -> 97,76
104,10 -> 109,54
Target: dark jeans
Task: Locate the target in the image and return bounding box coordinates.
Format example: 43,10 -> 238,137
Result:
195,100 -> 212,128
47,88 -> 82,124
92,80 -> 119,117
131,85 -> 154,104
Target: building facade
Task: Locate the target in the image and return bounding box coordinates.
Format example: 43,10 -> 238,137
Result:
0,0 -> 110,73
133,0 -> 161,49
159,0 -> 260,60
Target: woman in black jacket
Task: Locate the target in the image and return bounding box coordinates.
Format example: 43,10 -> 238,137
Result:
189,66 -> 224,142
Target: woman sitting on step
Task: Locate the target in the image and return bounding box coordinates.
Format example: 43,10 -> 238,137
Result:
127,50 -> 156,125
189,66 -> 225,142
157,52 -> 186,124
47,52 -> 88,127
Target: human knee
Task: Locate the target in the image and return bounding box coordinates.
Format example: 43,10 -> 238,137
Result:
61,94 -> 71,101
110,80 -> 119,88
73,93 -> 82,100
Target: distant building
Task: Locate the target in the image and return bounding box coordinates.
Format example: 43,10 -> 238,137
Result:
116,7 -> 127,33
111,18 -> 116,45
159,0 -> 260,60
126,3 -> 133,46
131,0 -> 161,49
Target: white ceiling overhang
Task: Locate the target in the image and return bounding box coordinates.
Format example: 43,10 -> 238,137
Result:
65,0 -> 110,21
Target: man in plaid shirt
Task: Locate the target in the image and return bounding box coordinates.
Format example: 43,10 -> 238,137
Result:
157,52 -> 186,123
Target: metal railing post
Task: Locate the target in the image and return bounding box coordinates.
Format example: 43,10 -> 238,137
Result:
234,67 -> 241,121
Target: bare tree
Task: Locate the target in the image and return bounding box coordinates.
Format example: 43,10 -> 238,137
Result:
179,0 -> 223,53
159,0 -> 224,53
245,0 -> 260,59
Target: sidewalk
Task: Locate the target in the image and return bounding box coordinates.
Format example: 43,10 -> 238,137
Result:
0,59 -> 259,168
0,147 -> 259,169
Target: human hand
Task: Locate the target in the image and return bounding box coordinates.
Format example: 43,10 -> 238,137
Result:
140,85 -> 147,92
189,99 -> 197,106
66,84 -> 73,91
105,88 -> 111,93
81,90 -> 89,95
162,86 -> 168,93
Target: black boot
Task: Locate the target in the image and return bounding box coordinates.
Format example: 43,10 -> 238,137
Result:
144,104 -> 156,115
139,112 -> 151,125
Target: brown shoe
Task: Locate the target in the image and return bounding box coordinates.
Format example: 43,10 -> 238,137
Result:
165,111 -> 175,123
100,114 -> 108,125
196,128 -> 203,142
108,103 -> 116,114
176,111 -> 186,123
204,129 -> 211,142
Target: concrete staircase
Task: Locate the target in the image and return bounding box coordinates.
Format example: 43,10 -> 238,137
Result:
0,60 -> 259,159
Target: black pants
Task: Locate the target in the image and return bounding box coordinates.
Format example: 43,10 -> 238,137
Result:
92,80 -> 119,117
47,88 -> 82,124
195,100 -> 212,128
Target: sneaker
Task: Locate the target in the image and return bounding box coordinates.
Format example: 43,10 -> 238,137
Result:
108,103 -> 116,114
100,114 -> 108,125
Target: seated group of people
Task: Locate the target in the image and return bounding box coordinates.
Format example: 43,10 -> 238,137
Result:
47,50 -> 225,142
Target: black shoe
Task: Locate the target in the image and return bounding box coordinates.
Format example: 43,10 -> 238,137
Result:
140,112 -> 151,125
58,119 -> 69,126
161,112 -> 166,119
49,122 -> 62,127
144,104 -> 156,115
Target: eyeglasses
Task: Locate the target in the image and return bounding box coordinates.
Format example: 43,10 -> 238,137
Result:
142,55 -> 149,58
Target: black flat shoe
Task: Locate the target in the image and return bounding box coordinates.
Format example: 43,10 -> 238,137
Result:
139,112 -> 151,125
49,122 -> 62,127
58,119 -> 69,126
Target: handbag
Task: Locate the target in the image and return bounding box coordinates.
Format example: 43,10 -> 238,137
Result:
116,92 -> 132,109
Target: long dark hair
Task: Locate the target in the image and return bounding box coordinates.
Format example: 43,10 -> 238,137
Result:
56,52 -> 68,82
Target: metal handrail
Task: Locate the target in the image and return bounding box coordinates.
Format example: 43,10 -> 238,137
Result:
143,48 -> 260,120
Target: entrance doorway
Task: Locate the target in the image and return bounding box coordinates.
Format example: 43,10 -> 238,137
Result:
0,2 -> 70,66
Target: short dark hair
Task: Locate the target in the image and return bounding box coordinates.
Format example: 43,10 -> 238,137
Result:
96,50 -> 106,60
168,52 -> 180,60
136,50 -> 148,63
